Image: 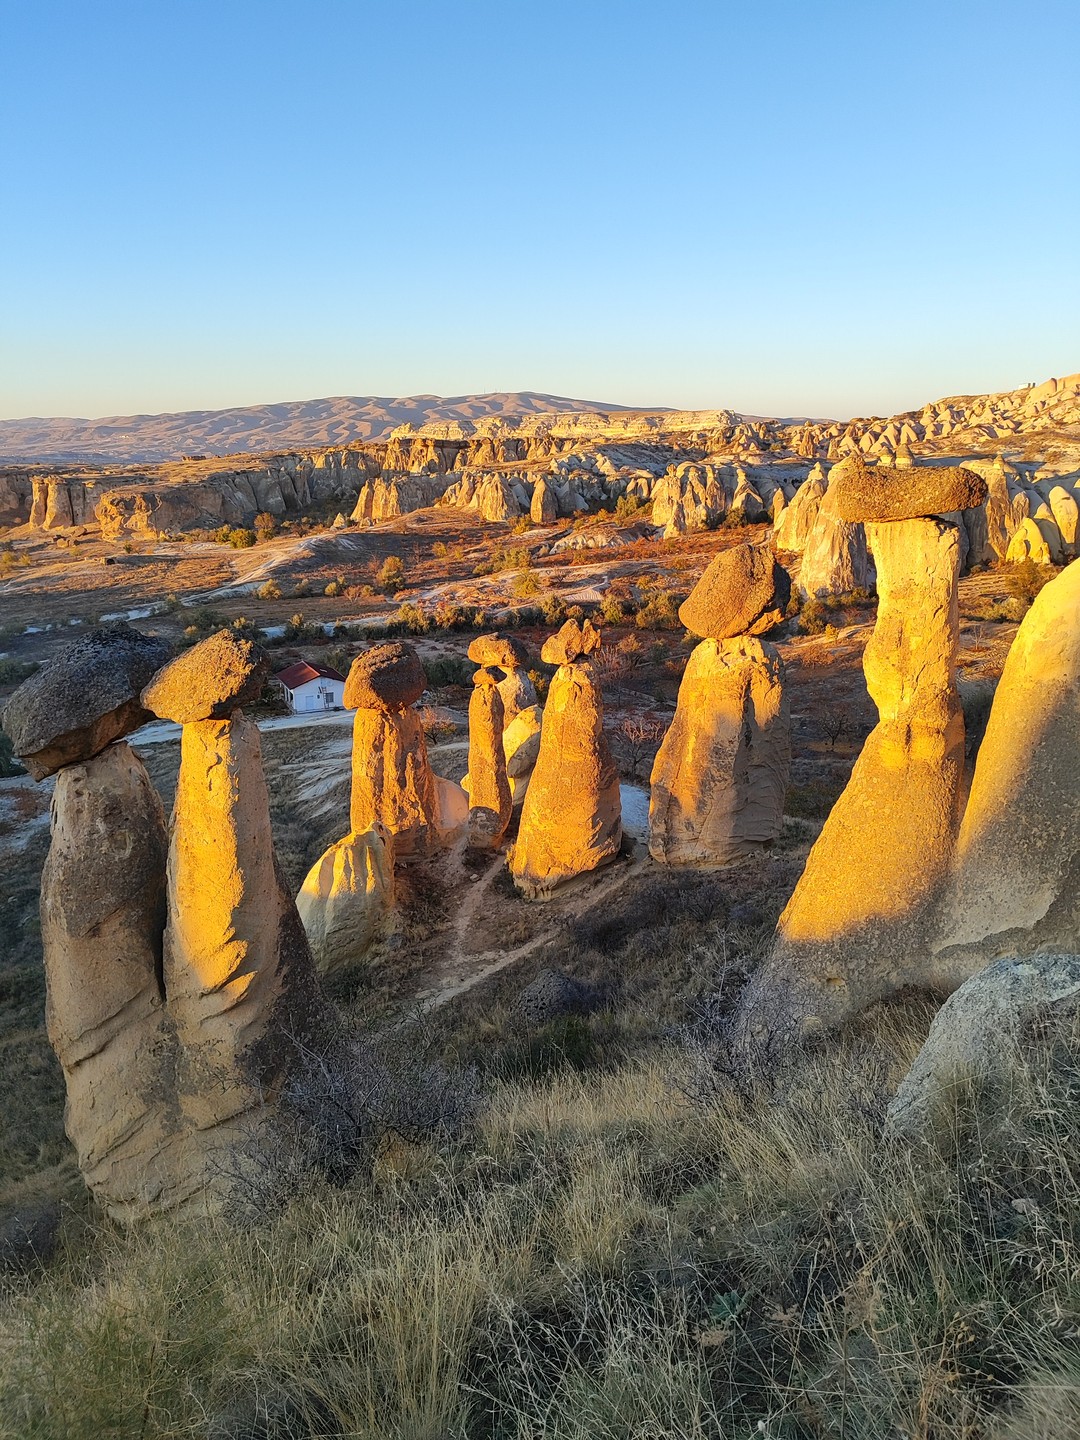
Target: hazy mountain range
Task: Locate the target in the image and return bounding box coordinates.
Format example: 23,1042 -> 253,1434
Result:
0,392 -> 661,465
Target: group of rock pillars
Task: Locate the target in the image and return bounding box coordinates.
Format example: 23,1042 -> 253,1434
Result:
6,452 -> 1080,1216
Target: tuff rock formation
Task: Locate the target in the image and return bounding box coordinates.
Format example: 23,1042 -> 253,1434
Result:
829,453 -> 987,522
142,629 -> 268,722
465,667 -> 512,850
296,828 -> 395,975
503,703 -> 544,810
650,544 -> 790,866
468,633 -> 537,723
735,515 -> 966,1063
773,463 -> 826,554
344,642 -> 467,859
530,477 -> 557,525
1005,516 -> 1052,565
510,620 -> 621,897
930,560 -> 1080,971
3,624 -> 170,779
40,741 -> 179,1219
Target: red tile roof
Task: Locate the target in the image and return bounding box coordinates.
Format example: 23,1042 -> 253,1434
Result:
275,661 -> 346,689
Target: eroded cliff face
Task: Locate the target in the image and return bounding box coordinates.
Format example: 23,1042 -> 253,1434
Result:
6,373 -> 1079,538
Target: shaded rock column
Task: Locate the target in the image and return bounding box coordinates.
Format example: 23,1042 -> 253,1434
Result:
510,620 -> 621,898
649,544 -> 790,866
466,666 -> 512,850
42,742 -> 180,1219
735,516 -> 966,1063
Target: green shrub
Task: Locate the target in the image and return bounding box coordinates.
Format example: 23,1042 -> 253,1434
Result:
1006,557 -> 1052,606
257,580 -> 282,601
511,569 -> 540,598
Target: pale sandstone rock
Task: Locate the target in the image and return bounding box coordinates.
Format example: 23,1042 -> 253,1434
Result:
504,703 -> 544,778
350,705 -> 438,861
678,543 -> 790,641
1049,486 -> 1079,555
142,630 -> 267,724
41,742 -> 181,1221
497,667 -> 538,726
797,475 -> 873,599
649,637 -> 789,866
433,774 -> 470,844
735,518 -> 965,1062
531,477 -> 557,525
1005,517 -> 1052,565
510,659 -> 621,897
296,828 -> 395,975
731,469 -> 767,522
4,625 -> 170,780
467,633 -> 529,670
931,560 -> 1080,971
888,955 -> 1080,1141
773,464 -> 827,555
466,669 -> 512,850
164,716 -> 328,1161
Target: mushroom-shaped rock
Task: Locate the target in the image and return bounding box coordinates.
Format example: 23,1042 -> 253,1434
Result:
40,741 -> 182,1220
466,667 -> 512,850
888,955 -> 1080,1142
649,637 -> 789,866
541,618 -> 601,666
142,630 -> 268,723
343,642 -> 426,712
510,650 -> 621,897
296,828 -> 395,975
829,453 -> 987,523
734,518 -> 965,1066
678,544 -> 790,641
3,624 -> 170,779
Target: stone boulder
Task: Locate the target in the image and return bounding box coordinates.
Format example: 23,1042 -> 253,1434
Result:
466,668 -> 512,850
888,955 -> 1080,1141
142,630 -> 267,723
296,828 -> 395,975
3,624 -> 170,779
343,642 -> 426,712
829,453 -> 986,522
503,702 -> 544,809
541,618 -> 601,666
649,637 -> 789,866
40,741 -> 180,1219
509,969 -> 599,1029
678,544 -> 790,640
510,655 -> 621,898
931,559 -> 1080,972
735,518 -> 965,1063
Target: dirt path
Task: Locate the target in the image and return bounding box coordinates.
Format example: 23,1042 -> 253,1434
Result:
413,845 -> 651,1011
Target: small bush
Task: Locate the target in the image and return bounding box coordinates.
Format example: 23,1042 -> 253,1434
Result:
511,569 -> 540,598
541,592 -> 568,626
424,655 -> 473,689
1006,557 -> 1052,606
800,597 -> 828,633
324,575 -> 346,598
0,730 -> 25,776
378,555 -> 405,591
257,580 -> 282,601
635,589 -> 682,630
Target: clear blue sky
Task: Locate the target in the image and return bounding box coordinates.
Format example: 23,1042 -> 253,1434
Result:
2,0 -> 1077,421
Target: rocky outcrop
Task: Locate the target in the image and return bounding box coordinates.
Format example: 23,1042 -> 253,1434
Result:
1005,516 -> 1052,565
930,560 -> 1080,972
678,544 -> 790,640
510,621 -> 621,897
829,453 -> 987,522
530,477 -> 557,525
296,828 -> 395,975
466,668 -> 512,850
773,464 -> 826,554
888,955 -> 1080,1141
141,630 -> 267,723
468,633 -> 536,724
736,517 -> 965,1063
41,742 -> 178,1220
797,467 -> 873,599
3,624 -> 170,780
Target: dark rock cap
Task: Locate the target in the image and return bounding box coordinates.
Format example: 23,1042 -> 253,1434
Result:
829,452 -> 988,523
343,641 -> 426,711
540,618 -> 602,666
2,623 -> 171,779
678,544 -> 790,641
141,629 -> 268,723
467,633 -> 530,669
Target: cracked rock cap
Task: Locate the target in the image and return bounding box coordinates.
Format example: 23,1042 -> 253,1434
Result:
141,630 -> 268,723
343,641 -> 426,711
540,618 -> 602,666
829,452 -> 987,523
679,544 -> 790,640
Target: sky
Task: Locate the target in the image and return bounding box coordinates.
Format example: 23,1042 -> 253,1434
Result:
2,0 -> 1078,422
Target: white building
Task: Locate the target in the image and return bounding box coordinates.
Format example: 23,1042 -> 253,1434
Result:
275,661 -> 347,714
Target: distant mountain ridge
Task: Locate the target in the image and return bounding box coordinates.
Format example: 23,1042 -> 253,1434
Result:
0,392 -> 665,465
